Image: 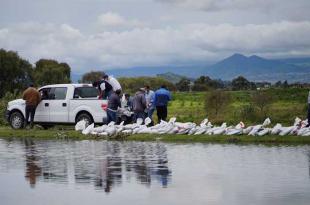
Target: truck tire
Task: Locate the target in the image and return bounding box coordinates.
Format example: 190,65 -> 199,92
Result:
9,111 -> 24,129
76,113 -> 93,127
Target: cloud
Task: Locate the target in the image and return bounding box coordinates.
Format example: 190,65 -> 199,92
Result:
1,21 -> 310,73
96,12 -> 145,30
155,0 -> 310,13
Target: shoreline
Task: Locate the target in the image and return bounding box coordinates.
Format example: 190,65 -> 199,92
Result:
1,127 -> 310,145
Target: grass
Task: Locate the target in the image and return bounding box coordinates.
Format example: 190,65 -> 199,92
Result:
1,126 -> 310,145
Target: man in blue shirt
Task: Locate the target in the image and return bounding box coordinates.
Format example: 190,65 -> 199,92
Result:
154,85 -> 171,122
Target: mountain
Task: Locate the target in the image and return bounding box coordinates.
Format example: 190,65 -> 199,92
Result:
71,54 -> 310,83
205,54 -> 310,82
157,72 -> 193,84
101,64 -> 208,79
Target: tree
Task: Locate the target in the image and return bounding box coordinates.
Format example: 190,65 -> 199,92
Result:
192,76 -> 221,91
79,71 -> 104,83
118,77 -> 176,94
175,78 -> 191,92
252,91 -> 273,117
231,76 -> 251,90
205,90 -> 231,117
33,59 -> 71,86
0,49 -> 33,97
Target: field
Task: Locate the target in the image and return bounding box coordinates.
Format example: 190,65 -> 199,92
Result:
167,88 -> 308,126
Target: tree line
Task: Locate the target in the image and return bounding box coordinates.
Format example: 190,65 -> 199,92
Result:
0,49 -> 70,98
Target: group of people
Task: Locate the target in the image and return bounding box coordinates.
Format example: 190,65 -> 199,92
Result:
93,73 -> 172,125
125,85 -> 171,126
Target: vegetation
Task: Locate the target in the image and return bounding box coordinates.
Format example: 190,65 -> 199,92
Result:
79,71 -> 104,83
205,90 -> 231,117
118,76 -> 176,94
1,127 -> 310,145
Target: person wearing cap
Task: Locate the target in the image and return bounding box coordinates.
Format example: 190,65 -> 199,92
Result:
102,74 -> 122,93
144,85 -> 155,126
132,88 -> 147,122
22,84 -> 41,128
92,73 -> 113,99
154,85 -> 171,122
106,89 -> 122,124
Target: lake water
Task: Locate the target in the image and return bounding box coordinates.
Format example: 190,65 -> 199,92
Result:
1,138 -> 310,205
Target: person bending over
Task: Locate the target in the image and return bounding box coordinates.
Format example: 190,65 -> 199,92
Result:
22,84 -> 41,128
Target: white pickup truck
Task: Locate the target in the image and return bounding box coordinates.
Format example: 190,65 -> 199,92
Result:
5,84 -> 109,129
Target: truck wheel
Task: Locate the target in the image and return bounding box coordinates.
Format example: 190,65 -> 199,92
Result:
76,113 -> 93,127
9,111 -> 24,129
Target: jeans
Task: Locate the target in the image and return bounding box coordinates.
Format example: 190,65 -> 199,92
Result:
25,105 -> 36,126
156,106 -> 167,122
107,109 -> 117,124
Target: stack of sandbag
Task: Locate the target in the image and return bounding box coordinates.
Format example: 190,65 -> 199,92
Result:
76,117 -> 310,137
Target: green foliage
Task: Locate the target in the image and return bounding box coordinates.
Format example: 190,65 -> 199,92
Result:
251,91 -> 273,117
175,78 -> 191,92
118,77 -> 176,94
33,59 -> 71,86
232,76 -> 256,90
205,90 -> 231,118
0,49 -> 33,98
79,71 -> 104,83
192,76 -> 222,91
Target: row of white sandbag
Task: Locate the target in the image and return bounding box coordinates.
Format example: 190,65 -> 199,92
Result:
75,117 -> 310,137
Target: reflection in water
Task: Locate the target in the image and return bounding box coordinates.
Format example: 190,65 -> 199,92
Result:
18,140 -> 171,192
24,139 -> 42,188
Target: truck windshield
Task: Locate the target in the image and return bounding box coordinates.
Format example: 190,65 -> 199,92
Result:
74,87 -> 98,98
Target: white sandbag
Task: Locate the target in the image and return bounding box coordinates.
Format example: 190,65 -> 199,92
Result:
108,121 -> 115,126
169,117 -> 177,124
136,118 -> 143,125
271,123 -> 282,135
257,128 -> 270,136
279,126 -> 294,136
75,120 -> 87,131
82,123 -> 94,135
248,125 -> 262,136
144,117 -> 152,126
262,118 -> 271,127
243,126 -> 253,134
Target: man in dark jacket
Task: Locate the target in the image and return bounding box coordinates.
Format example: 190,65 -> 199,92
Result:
92,73 -> 113,99
132,88 -> 147,122
22,84 -> 41,128
154,85 -> 171,122
106,90 -> 121,124
307,91 -> 310,127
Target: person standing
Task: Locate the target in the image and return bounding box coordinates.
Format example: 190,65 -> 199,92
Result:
106,90 -> 122,124
22,84 -> 41,128
103,74 -> 122,93
145,85 -> 155,125
154,85 -> 171,122
132,88 -> 147,122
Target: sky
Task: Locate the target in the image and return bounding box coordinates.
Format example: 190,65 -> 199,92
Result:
1,0 -> 310,74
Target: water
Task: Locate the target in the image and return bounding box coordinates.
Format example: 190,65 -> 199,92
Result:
1,139 -> 310,205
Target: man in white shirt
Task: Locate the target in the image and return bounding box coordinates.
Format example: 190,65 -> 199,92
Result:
103,74 -> 122,92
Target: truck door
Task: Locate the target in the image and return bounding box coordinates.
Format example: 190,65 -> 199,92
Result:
49,87 -> 69,122
34,88 -> 51,122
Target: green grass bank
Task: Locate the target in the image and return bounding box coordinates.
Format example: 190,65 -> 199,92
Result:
1,127 -> 310,145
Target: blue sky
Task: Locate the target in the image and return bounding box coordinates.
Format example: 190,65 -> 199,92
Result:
1,0 -> 310,74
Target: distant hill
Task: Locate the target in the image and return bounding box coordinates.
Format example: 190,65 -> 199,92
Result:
157,72 -> 192,84
71,54 -> 310,83
102,64 -> 208,79
204,54 -> 310,82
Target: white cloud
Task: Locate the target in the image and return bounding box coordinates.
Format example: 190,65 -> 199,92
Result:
96,12 -> 145,30
1,21 -> 310,73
